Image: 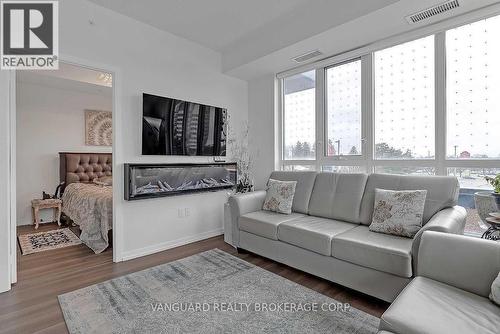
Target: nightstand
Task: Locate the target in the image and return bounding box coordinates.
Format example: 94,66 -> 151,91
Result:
31,198 -> 62,229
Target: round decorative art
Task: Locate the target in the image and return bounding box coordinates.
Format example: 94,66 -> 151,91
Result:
85,110 -> 112,146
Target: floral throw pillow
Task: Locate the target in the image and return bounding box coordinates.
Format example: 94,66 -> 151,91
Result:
369,189 -> 427,238
262,179 -> 297,214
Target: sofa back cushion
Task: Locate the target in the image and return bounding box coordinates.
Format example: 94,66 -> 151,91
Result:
359,174 -> 460,225
269,171 -> 317,214
308,173 -> 368,223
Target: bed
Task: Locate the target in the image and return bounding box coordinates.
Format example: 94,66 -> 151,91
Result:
59,152 -> 112,253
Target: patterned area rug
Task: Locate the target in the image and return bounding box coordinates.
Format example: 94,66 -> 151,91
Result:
59,249 -> 379,334
18,228 -> 82,255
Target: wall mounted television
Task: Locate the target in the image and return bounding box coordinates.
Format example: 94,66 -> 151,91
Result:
142,93 -> 227,156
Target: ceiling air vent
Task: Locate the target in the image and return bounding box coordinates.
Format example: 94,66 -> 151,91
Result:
292,50 -> 323,63
405,0 -> 460,24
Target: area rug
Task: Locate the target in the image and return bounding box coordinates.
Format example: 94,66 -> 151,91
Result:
18,228 -> 82,255
58,249 -> 379,333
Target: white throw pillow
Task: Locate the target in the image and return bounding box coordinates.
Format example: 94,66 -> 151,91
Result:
490,272 -> 500,306
262,179 -> 297,214
369,188 -> 427,238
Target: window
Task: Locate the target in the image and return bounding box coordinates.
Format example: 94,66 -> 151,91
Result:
374,166 -> 435,175
283,165 -> 316,171
374,36 -> 435,159
279,18 -> 500,174
446,16 -> 500,159
447,167 -> 500,189
280,14 -> 500,238
447,167 -> 500,237
322,166 -> 366,173
326,60 -> 362,157
283,70 -> 315,160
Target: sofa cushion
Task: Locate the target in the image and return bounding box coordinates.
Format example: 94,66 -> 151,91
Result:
308,173 -> 368,224
359,174 -> 460,226
269,171 -> 317,214
380,276 -> 500,334
278,216 -> 358,256
239,211 -> 305,240
332,225 -> 413,277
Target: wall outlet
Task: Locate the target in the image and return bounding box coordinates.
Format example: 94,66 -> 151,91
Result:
177,208 -> 190,218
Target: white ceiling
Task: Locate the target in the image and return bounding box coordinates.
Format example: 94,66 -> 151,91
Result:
18,62 -> 112,96
87,0 -> 398,52
86,0 -> 500,80
224,0 -> 500,79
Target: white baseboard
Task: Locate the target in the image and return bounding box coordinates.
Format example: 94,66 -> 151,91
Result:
121,228 -> 223,261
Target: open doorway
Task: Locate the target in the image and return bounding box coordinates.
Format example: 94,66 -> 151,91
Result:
15,62 -> 115,274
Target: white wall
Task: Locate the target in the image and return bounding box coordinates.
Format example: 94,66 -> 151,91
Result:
16,79 -> 112,226
0,0 -> 249,291
248,74 -> 277,190
0,71 -> 12,292
57,0 -> 247,260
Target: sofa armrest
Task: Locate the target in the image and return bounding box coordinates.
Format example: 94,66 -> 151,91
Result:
228,190 -> 266,246
417,231 -> 500,297
411,206 -> 466,272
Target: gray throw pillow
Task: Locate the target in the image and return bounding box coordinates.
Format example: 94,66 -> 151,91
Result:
263,179 -> 297,214
369,188 -> 427,238
490,272 -> 500,306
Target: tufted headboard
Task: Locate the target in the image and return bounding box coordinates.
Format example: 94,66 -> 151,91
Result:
59,152 -> 112,192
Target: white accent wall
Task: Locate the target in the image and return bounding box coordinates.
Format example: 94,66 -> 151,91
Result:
56,0 -> 247,261
16,78 -> 112,226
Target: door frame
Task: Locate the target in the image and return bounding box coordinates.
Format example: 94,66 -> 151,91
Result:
8,54 -> 124,287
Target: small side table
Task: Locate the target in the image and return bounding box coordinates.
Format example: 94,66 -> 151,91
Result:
31,198 -> 62,229
483,216 -> 500,241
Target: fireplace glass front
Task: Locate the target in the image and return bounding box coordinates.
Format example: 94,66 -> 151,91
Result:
124,163 -> 237,200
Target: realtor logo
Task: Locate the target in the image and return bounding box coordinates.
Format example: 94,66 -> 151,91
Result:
1,1 -> 58,69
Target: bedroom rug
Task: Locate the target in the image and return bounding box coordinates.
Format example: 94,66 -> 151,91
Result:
18,228 -> 82,255
58,249 -> 379,334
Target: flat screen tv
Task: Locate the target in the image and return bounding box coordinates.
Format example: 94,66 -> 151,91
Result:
142,93 -> 227,156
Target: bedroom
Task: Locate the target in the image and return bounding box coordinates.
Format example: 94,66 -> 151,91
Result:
16,62 -> 114,258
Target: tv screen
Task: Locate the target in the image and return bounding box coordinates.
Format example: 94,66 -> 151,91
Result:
142,93 -> 227,156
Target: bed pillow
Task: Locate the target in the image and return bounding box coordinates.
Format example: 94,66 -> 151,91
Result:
93,176 -> 113,186
369,188 -> 427,238
490,272 -> 500,306
262,179 -> 297,214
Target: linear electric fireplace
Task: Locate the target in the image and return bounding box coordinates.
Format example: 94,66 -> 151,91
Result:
124,162 -> 237,200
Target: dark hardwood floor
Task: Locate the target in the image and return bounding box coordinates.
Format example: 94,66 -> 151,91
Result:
0,223 -> 388,334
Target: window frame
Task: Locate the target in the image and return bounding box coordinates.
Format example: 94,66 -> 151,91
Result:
278,12 -> 500,180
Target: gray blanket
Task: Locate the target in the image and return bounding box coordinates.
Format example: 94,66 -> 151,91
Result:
62,183 -> 112,253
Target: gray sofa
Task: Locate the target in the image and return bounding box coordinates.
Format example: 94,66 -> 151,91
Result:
228,171 -> 466,302
379,231 -> 500,334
